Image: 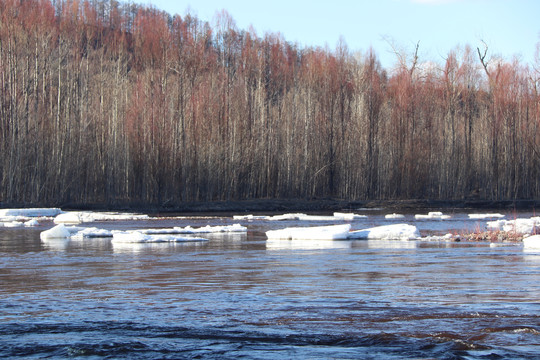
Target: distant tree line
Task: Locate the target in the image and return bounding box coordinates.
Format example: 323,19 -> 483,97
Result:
1,0 -> 539,207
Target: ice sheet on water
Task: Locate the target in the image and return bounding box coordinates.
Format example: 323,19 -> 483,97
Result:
415,211 -> 451,220
54,211 -> 149,224
40,224 -> 72,240
266,224 -> 351,240
0,208 -> 62,218
234,213 -> 360,221
173,224 -> 247,234
523,235 -> 540,249
333,212 -> 367,220
111,231 -> 208,243
41,223 -> 244,241
385,213 -> 405,219
487,217 -> 540,234
348,223 -> 420,240
468,213 -> 505,219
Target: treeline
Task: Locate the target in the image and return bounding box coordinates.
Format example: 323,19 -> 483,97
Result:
1,0 -> 539,207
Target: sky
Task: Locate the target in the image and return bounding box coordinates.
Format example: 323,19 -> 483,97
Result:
143,0 -> 539,70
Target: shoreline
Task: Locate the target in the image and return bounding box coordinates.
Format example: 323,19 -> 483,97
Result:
3,198 -> 539,214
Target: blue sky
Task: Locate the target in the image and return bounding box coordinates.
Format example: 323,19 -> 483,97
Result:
143,0 -> 539,69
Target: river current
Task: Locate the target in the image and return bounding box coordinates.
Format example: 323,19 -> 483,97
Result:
1,210 -> 540,359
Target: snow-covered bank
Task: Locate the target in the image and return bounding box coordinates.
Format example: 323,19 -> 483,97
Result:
348,224 -> 420,240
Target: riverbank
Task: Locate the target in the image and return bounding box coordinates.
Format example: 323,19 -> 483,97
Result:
4,198 -> 537,215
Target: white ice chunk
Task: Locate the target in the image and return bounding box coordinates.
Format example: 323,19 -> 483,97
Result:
135,224 -> 247,235
415,211 -> 451,220
53,211 -> 150,224
269,213 -> 337,221
421,233 -> 455,241
0,208 -> 62,217
333,212 -> 367,220
71,227 -> 113,239
266,224 -> 351,240
468,213 -> 505,219
385,213 -> 405,219
24,219 -> 39,227
348,223 -> 420,240
487,217 -> 540,234
523,235 -> 540,249
40,224 -> 71,240
54,212 -> 82,224
4,221 -> 24,227
172,224 -> 247,234
233,214 -> 268,220
111,231 -> 208,243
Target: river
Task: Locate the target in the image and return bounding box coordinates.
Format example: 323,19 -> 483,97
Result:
1,210 -> 540,359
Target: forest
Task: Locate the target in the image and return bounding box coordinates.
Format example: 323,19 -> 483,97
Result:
1,0 -> 539,208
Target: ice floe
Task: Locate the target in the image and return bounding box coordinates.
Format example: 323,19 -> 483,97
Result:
266,224 -> 351,240
234,213 -> 364,221
348,224 -> 420,240
333,212 -> 367,220
40,223 -> 245,242
415,211 -> 451,220
385,213 -> 405,219
486,217 -> 540,235
468,213 -> 505,219
0,208 -> 62,218
266,223 -> 420,241
54,211 -> 149,224
523,235 -> 540,249
111,231 -> 208,243
40,224 -> 72,240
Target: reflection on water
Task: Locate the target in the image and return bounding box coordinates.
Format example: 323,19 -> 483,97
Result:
266,238 -> 352,250
112,239 -> 209,253
366,239 -> 418,249
1,212 -> 540,359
